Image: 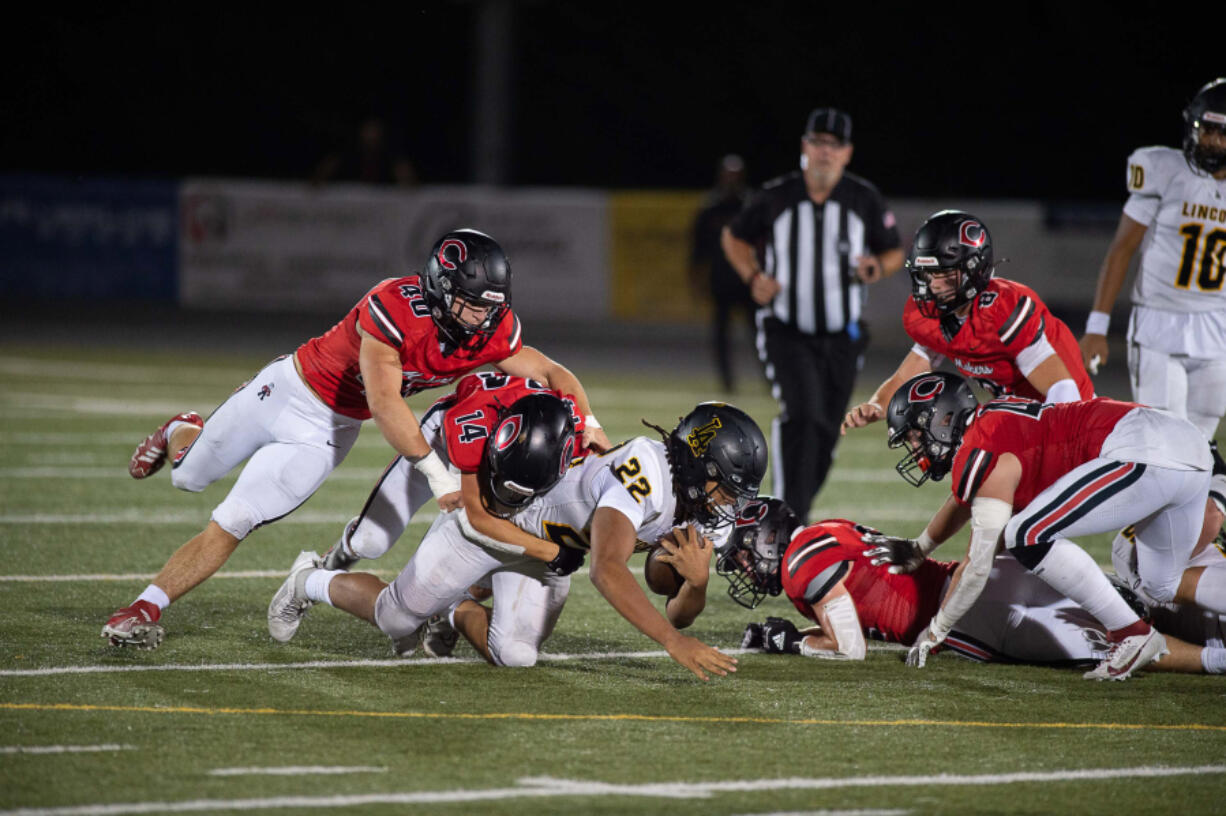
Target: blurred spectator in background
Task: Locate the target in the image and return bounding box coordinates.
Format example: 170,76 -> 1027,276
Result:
690,154 -> 754,392
312,117 -> 418,187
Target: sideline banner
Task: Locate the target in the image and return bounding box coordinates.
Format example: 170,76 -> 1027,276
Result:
178,180 -> 609,320
0,175 -> 177,299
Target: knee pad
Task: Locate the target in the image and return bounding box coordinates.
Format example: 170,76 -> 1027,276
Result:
489,637 -> 539,668
373,585 -> 424,643
348,519 -> 396,560
170,461 -> 210,493
209,497 -> 260,540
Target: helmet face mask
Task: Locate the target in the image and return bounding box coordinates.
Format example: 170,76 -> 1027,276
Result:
906,210 -> 994,319
886,373 -> 979,487
1184,78 -> 1226,176
715,497 -> 800,609
665,402 -> 768,529
423,229 -> 512,354
481,394 -> 577,519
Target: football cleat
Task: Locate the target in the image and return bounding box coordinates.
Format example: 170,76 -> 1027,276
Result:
128,412 -> 203,479
1083,627 -> 1168,681
267,551 -> 321,643
421,614 -> 459,658
321,518 -> 361,571
101,600 -> 165,650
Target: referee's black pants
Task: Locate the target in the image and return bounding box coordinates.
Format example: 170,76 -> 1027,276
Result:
760,318 -> 863,520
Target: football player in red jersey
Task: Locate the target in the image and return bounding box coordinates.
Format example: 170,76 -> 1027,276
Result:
871,371 -> 1226,680
104,229 -> 611,650
842,210 -> 1092,436
730,499 -> 1226,674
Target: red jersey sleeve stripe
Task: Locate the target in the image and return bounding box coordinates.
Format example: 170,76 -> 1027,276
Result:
997,296 -> 1035,345
802,561 -> 850,605
785,535 -> 838,578
956,448 -> 993,504
367,294 -> 405,347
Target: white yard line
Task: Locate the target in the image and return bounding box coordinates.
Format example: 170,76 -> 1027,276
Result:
208,767 -> 386,777
0,766 -> 1221,815
0,508 -> 436,525
0,745 -> 134,755
0,468 -> 396,481
0,644 -> 903,678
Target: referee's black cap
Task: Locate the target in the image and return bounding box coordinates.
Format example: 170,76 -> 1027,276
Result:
804,108 -> 852,143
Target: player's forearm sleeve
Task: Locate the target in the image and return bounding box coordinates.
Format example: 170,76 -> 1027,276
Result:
931,497 -> 1011,639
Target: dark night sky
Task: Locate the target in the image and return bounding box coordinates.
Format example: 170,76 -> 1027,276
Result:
6,3 -> 1218,199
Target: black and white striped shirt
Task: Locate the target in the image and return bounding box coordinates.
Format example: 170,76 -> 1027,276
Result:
729,170 -> 900,335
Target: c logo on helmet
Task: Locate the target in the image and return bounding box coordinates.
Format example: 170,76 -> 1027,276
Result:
437,238 -> 468,271
908,376 -> 947,403
735,500 -> 769,528
494,414 -> 522,451
685,417 -> 722,457
958,222 -> 986,249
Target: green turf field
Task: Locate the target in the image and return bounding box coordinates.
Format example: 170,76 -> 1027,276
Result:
2,345 -> 1224,816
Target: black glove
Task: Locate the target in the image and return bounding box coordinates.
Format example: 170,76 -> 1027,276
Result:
861,533 -> 926,575
761,617 -> 802,654
546,545 -> 585,577
741,622 -> 765,650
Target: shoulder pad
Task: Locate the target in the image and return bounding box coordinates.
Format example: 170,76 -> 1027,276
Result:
1126,146 -> 1183,197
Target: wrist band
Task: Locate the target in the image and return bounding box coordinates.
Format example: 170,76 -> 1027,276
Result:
1085,310 -> 1110,336
916,530 -> 937,555
584,414 -> 601,429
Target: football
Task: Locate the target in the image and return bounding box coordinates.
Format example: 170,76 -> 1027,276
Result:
643,544 -> 683,597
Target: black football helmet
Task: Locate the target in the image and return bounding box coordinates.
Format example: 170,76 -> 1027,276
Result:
1184,78 -> 1226,176
716,497 -> 800,609
481,393 -> 577,518
886,372 -> 978,486
905,210 -> 995,319
665,402 -> 768,528
422,229 -> 512,354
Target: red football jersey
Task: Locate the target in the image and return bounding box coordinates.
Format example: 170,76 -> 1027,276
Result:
903,278 -> 1092,401
781,519 -> 957,645
431,372 -> 587,473
948,397 -> 1136,508
295,276 -> 524,420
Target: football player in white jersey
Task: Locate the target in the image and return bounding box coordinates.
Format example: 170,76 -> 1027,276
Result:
1081,78 -> 1226,444
269,402 -> 768,681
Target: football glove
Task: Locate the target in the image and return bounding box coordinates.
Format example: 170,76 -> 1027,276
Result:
862,533 -> 925,575
761,617 -> 802,654
905,622 -> 945,668
740,622 -> 765,650
545,545 -> 585,577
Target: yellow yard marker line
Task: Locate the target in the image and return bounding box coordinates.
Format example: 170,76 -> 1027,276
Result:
4,701 -> 1224,732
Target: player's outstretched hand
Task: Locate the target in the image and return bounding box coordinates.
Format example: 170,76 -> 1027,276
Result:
656,524 -> 712,588
862,533 -> 925,574
905,622 -> 944,668
1079,333 -> 1108,374
666,633 -> 737,681
841,401 -> 883,435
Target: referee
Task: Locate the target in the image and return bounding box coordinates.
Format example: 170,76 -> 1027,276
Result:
721,107 -> 902,520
